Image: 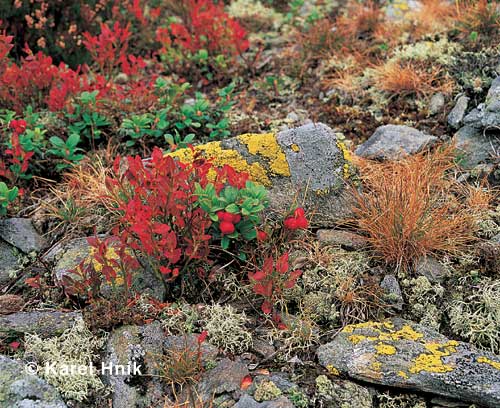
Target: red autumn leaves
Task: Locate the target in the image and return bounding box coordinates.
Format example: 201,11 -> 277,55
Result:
248,252 -> 303,315
284,207 -> 308,230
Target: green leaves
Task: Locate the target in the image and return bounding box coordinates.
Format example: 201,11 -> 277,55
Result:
194,179 -> 269,250
0,182 -> 18,216
48,133 -> 85,170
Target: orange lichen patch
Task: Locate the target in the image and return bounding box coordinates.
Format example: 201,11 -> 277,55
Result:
409,341 -> 458,374
477,356 -> 500,370
237,133 -> 291,177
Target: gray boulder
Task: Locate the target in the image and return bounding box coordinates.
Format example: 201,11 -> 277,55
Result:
317,318 -> 500,407
355,125 -> 437,161
0,355 -> 67,407
169,123 -> 355,226
0,218 -> 46,254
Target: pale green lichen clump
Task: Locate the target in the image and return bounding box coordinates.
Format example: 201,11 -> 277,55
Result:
402,276 -> 444,330
203,304 -> 252,354
254,380 -> 282,402
24,317 -> 106,401
449,279 -> 500,354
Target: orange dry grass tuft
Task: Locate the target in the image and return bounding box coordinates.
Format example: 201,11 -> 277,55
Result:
455,0 -> 500,38
406,0 -> 457,36
351,145 -> 477,272
370,60 -> 454,98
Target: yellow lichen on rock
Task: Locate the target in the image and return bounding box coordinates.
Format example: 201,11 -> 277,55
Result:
326,364 -> 340,376
376,343 -> 397,355
398,370 -> 409,379
477,356 -> 500,370
344,321 -> 423,344
409,341 -> 458,374
168,140 -> 271,186
237,133 -> 291,177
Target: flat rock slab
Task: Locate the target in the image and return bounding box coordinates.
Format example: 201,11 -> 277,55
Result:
316,229 -> 369,250
169,123 -> 354,226
317,318 -> 500,407
0,355 -> 67,407
0,218 -> 46,253
355,125 -> 437,161
0,310 -> 81,338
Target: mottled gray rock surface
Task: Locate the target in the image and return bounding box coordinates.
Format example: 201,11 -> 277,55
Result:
380,275 -> 403,311
0,240 -> 21,286
0,311 -> 81,337
317,318 -> 500,408
355,125 -> 437,160
197,358 -> 249,401
415,256 -> 449,283
429,93 -> 445,116
234,394 -> 294,408
0,355 -> 67,408
316,229 -> 368,250
0,218 -> 46,254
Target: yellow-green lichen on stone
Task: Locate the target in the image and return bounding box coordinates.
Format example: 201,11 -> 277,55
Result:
409,341 -> 458,374
168,140 -> 272,186
237,132 -> 291,177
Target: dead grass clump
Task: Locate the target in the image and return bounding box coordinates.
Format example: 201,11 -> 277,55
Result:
455,0 -> 500,40
370,60 -> 454,98
351,145 -> 477,272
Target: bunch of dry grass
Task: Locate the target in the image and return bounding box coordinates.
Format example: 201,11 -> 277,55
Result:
370,60 -> 454,98
40,151 -> 120,237
351,145 -> 478,272
455,0 -> 500,39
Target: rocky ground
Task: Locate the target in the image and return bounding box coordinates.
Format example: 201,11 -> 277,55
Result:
1,1 -> 500,408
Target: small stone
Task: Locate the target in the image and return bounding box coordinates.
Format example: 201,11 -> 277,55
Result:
252,338 -> 276,359
380,275 -> 403,311
0,355 -> 67,407
235,394 -> 294,408
448,96 -> 470,129
197,358 -> 249,400
415,256 -> 449,283
0,310 -> 82,337
355,125 -> 438,161
429,93 -> 445,116
0,294 -> 24,314
286,112 -> 299,122
316,229 -> 368,250
114,72 -> 129,84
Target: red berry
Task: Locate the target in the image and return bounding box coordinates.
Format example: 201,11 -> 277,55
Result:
284,217 -> 298,230
230,213 -> 241,224
219,221 -> 235,235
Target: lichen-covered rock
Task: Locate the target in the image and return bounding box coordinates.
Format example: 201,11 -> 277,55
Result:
415,256 -> 449,283
0,218 -> 46,254
0,310 -> 82,337
169,123 -> 354,226
235,394 -> 294,408
196,358 -> 249,401
315,374 -> 373,408
45,237 -> 165,300
103,323 -> 165,408
384,0 -> 421,21
354,125 -> 438,161
0,355 -> 67,408
0,240 -> 21,286
380,275 -> 404,311
317,318 -> 500,408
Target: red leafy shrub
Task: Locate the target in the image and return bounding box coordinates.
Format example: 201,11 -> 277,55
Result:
105,148 -> 216,296
156,0 -> 249,77
248,252 -> 302,316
